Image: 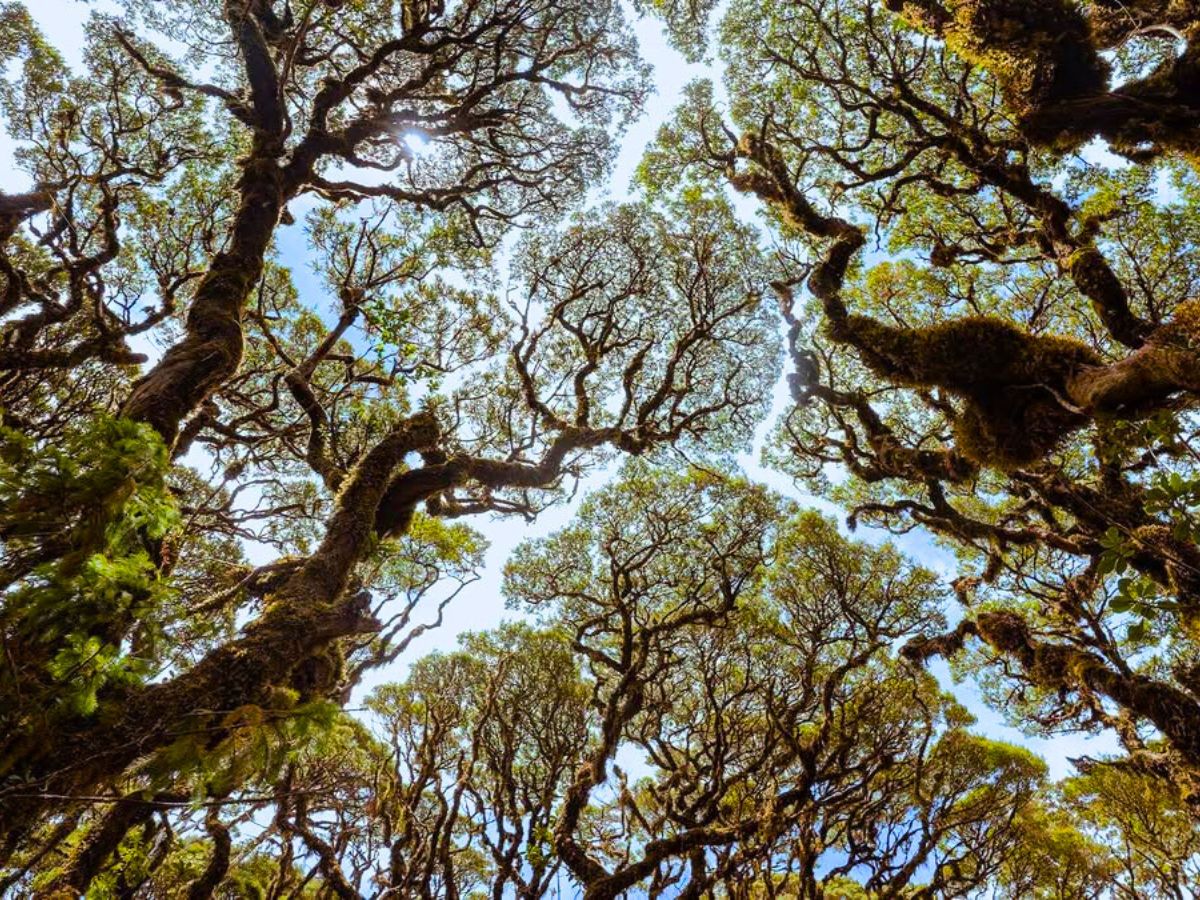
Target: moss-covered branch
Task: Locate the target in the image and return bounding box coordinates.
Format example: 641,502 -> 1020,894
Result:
884,0 -> 1200,162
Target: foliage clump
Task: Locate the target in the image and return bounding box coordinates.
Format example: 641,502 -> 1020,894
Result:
0,416 -> 177,727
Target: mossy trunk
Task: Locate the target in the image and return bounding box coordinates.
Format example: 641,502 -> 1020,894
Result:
885,0 -> 1200,161
830,302 -> 1200,468
121,153 -> 287,445
0,414 -> 439,850
1066,300 -> 1200,412
975,612 -> 1200,771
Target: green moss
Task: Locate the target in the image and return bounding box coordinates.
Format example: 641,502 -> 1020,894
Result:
289,645 -> 346,700
833,314 -> 1099,467
843,313 -> 1098,387
1159,298 -> 1200,350
891,0 -> 1108,144
952,397 -> 1085,469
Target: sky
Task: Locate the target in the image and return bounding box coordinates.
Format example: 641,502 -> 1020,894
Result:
4,0 -> 1117,780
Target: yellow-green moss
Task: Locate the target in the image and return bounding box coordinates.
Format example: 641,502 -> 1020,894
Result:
1160,298 -> 1200,350
832,314 -> 1099,467
843,313 -> 1099,387
890,0 -> 1108,143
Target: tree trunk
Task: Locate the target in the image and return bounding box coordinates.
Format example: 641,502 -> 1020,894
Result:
121,153 -> 287,444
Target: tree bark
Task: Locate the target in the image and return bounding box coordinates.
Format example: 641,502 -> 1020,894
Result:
120,152 -> 286,443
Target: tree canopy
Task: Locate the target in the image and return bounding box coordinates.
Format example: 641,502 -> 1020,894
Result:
1,0 -> 1200,895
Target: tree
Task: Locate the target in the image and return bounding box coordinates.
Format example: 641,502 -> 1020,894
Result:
0,0 -> 781,865
498,466 -> 1050,897
641,0 -> 1200,814
1061,761 -> 1200,896
39,465 -> 1069,897
6,0 -> 1200,894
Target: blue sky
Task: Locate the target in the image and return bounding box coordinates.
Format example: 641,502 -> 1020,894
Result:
5,0 -> 1116,779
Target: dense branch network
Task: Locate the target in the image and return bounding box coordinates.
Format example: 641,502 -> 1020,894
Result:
2,0 -> 1200,894
639,0 -> 1200,822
